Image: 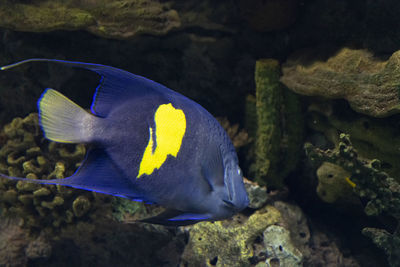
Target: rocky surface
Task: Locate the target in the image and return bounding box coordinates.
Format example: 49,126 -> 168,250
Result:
0,0 -> 180,39
281,48 -> 400,118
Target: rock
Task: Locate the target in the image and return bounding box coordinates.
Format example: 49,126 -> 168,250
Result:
25,233 -> 52,260
263,225 -> 303,267
281,48 -> 400,117
307,102 -> 400,179
308,223 -> 360,267
273,201 -> 310,259
0,0 -> 181,39
181,206 -> 281,267
244,179 -> 268,209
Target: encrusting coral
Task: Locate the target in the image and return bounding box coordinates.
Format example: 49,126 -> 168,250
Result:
181,206 -> 282,267
0,113 -> 102,233
281,48 -> 400,118
0,0 -> 180,39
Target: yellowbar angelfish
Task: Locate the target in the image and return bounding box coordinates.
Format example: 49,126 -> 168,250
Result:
0,59 -> 249,225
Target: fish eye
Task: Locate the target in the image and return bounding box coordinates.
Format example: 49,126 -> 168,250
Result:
237,167 -> 242,176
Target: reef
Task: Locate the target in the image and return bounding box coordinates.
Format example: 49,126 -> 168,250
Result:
251,58 -> 303,188
281,48 -> 400,118
0,0 -> 181,39
0,0 -> 245,40
305,134 -> 400,266
181,206 -> 281,267
306,101 -> 400,204
0,113 -> 102,233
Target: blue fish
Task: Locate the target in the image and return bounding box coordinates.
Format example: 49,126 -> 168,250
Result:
0,59 -> 249,225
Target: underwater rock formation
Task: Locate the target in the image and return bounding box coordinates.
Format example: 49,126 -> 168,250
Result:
0,0 -> 244,40
263,225 -> 303,266
307,101 -> 400,179
0,217 -> 29,266
0,0 -> 181,39
244,178 -> 268,209
181,206 -> 282,267
281,48 -> 400,117
251,59 -> 303,188
0,113 -> 103,232
305,134 -> 400,266
254,59 -> 282,187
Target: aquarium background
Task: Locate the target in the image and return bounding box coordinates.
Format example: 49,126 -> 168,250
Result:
1,0 -> 400,266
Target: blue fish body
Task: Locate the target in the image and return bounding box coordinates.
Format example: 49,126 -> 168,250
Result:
0,59 -> 249,225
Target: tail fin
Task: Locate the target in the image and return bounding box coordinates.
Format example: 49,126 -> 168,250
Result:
38,89 -> 95,143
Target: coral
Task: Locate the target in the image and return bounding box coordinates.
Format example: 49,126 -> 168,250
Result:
0,113 -> 108,233
263,225 -> 303,266
273,201 -> 310,259
72,196 -> 91,218
307,102 -> 400,180
181,205 -> 282,267
305,134 -> 400,266
111,197 -> 147,222
252,59 -> 304,188
254,59 -> 282,187
0,0 -> 180,39
217,117 -> 250,149
362,228 -> 400,266
281,48 -> 400,117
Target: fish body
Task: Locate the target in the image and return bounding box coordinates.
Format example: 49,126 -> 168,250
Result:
0,59 -> 249,225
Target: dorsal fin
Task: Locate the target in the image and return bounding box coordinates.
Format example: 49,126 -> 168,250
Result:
1,58 -> 180,117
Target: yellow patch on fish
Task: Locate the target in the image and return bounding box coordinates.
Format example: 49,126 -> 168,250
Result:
137,103 -> 186,178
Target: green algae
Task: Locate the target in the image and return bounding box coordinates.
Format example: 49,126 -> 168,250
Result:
181,206 -> 282,267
